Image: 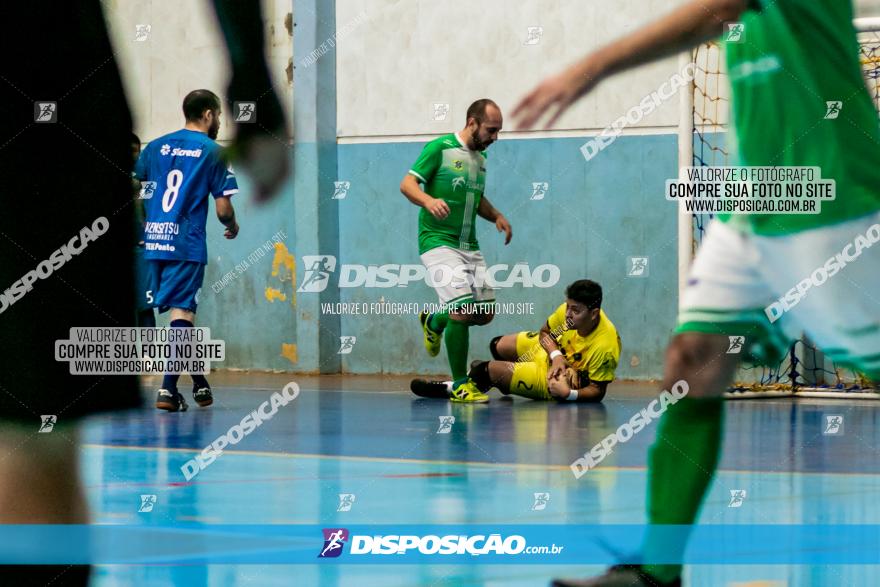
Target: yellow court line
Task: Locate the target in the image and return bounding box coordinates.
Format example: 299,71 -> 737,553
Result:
82,443 -> 880,478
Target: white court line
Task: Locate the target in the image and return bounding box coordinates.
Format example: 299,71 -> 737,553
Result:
81,444 -> 880,478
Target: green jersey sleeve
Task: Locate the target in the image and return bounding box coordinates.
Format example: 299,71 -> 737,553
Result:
408,141 -> 443,184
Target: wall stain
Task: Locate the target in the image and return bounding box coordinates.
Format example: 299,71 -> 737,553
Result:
281,343 -> 298,364
270,242 -> 296,306
265,287 -> 287,302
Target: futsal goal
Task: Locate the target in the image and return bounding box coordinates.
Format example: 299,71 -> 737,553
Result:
678,18 -> 880,398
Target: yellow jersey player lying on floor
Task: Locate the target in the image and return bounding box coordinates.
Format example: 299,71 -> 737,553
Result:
481,279 -> 621,401
411,279 -> 621,402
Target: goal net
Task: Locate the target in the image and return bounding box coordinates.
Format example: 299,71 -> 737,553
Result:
682,18 -> 880,397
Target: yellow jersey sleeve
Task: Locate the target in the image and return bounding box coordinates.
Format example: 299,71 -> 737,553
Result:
546,303 -> 568,337
585,332 -> 621,383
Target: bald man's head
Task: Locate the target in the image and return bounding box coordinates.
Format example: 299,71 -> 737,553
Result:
465,99 -> 502,151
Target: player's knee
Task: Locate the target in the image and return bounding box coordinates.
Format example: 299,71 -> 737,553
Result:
170,307 -> 195,323
665,333 -> 727,374
472,311 -> 494,326
665,335 -> 703,373
456,313 -> 490,326
488,361 -> 514,391
469,360 -> 492,391
490,336 -> 503,359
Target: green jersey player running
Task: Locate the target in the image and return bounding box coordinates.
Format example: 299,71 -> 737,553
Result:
400,99 -> 512,403
514,0 -> 880,585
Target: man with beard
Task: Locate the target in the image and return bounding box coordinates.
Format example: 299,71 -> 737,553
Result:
135,89 -> 240,412
412,279 -> 620,402
401,98 -> 513,403
472,279 -> 619,402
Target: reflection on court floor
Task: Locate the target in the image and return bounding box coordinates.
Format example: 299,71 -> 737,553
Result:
83,375 -> 880,586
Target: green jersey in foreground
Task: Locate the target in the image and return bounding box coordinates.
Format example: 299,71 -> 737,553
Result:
721,0 -> 880,235
409,133 -> 487,254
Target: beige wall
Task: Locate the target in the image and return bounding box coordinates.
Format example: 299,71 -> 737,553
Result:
106,0 -> 880,141
105,0 -> 293,143
336,0 -> 880,139
336,0 -> 692,138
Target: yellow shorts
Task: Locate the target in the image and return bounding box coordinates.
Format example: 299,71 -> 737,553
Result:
509,331 -> 552,400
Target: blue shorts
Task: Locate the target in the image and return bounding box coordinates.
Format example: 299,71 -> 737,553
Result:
147,259 -> 205,313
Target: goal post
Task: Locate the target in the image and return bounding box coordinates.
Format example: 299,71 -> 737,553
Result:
677,52 -> 695,297
677,18 -> 880,397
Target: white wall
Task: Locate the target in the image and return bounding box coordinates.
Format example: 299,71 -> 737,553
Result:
105,0 -> 880,142
336,0 -> 692,138
337,0 -> 880,139
858,0 -> 880,17
105,0 -> 293,143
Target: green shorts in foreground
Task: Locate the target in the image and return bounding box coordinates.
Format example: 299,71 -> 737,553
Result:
675,310 -> 793,368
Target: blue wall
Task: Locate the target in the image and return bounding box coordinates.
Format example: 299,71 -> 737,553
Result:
187,133 -> 679,379
143,1 -> 679,380
196,171 -> 300,372
329,134 -> 680,380
180,0 -> 341,375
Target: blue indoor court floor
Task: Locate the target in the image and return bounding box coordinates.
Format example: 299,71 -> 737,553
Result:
80,373 -> 880,586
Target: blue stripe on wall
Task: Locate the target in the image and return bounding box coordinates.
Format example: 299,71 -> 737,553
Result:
196,171 -> 297,371
190,133 -> 678,379
333,133 -> 680,380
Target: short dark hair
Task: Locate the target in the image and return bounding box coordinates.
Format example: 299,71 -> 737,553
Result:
130,132 -> 140,145
566,279 -> 602,310
182,89 -> 221,122
466,99 -> 498,125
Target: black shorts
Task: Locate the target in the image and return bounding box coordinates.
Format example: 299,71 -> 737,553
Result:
0,2 -> 143,423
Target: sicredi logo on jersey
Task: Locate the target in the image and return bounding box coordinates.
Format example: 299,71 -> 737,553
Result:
159,144 -> 203,158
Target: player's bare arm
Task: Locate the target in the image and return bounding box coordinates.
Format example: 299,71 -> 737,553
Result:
215,196 -> 239,239
547,374 -> 608,403
477,196 -> 512,244
400,174 -> 450,219
539,320 -> 568,380
512,0 -> 749,129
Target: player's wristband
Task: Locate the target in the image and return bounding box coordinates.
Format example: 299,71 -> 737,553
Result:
566,389 -> 578,402
549,350 -> 563,361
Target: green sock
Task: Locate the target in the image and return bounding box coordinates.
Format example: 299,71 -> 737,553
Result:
642,397 -> 723,583
428,312 -> 449,333
444,319 -> 469,381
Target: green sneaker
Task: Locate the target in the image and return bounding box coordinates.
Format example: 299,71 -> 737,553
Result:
450,379 -> 489,403
419,311 -> 442,357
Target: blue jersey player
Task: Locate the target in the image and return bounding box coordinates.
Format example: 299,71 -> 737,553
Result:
135,89 -> 239,412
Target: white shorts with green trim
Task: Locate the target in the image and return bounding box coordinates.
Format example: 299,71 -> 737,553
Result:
678,212 -> 880,377
420,245 -> 496,310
